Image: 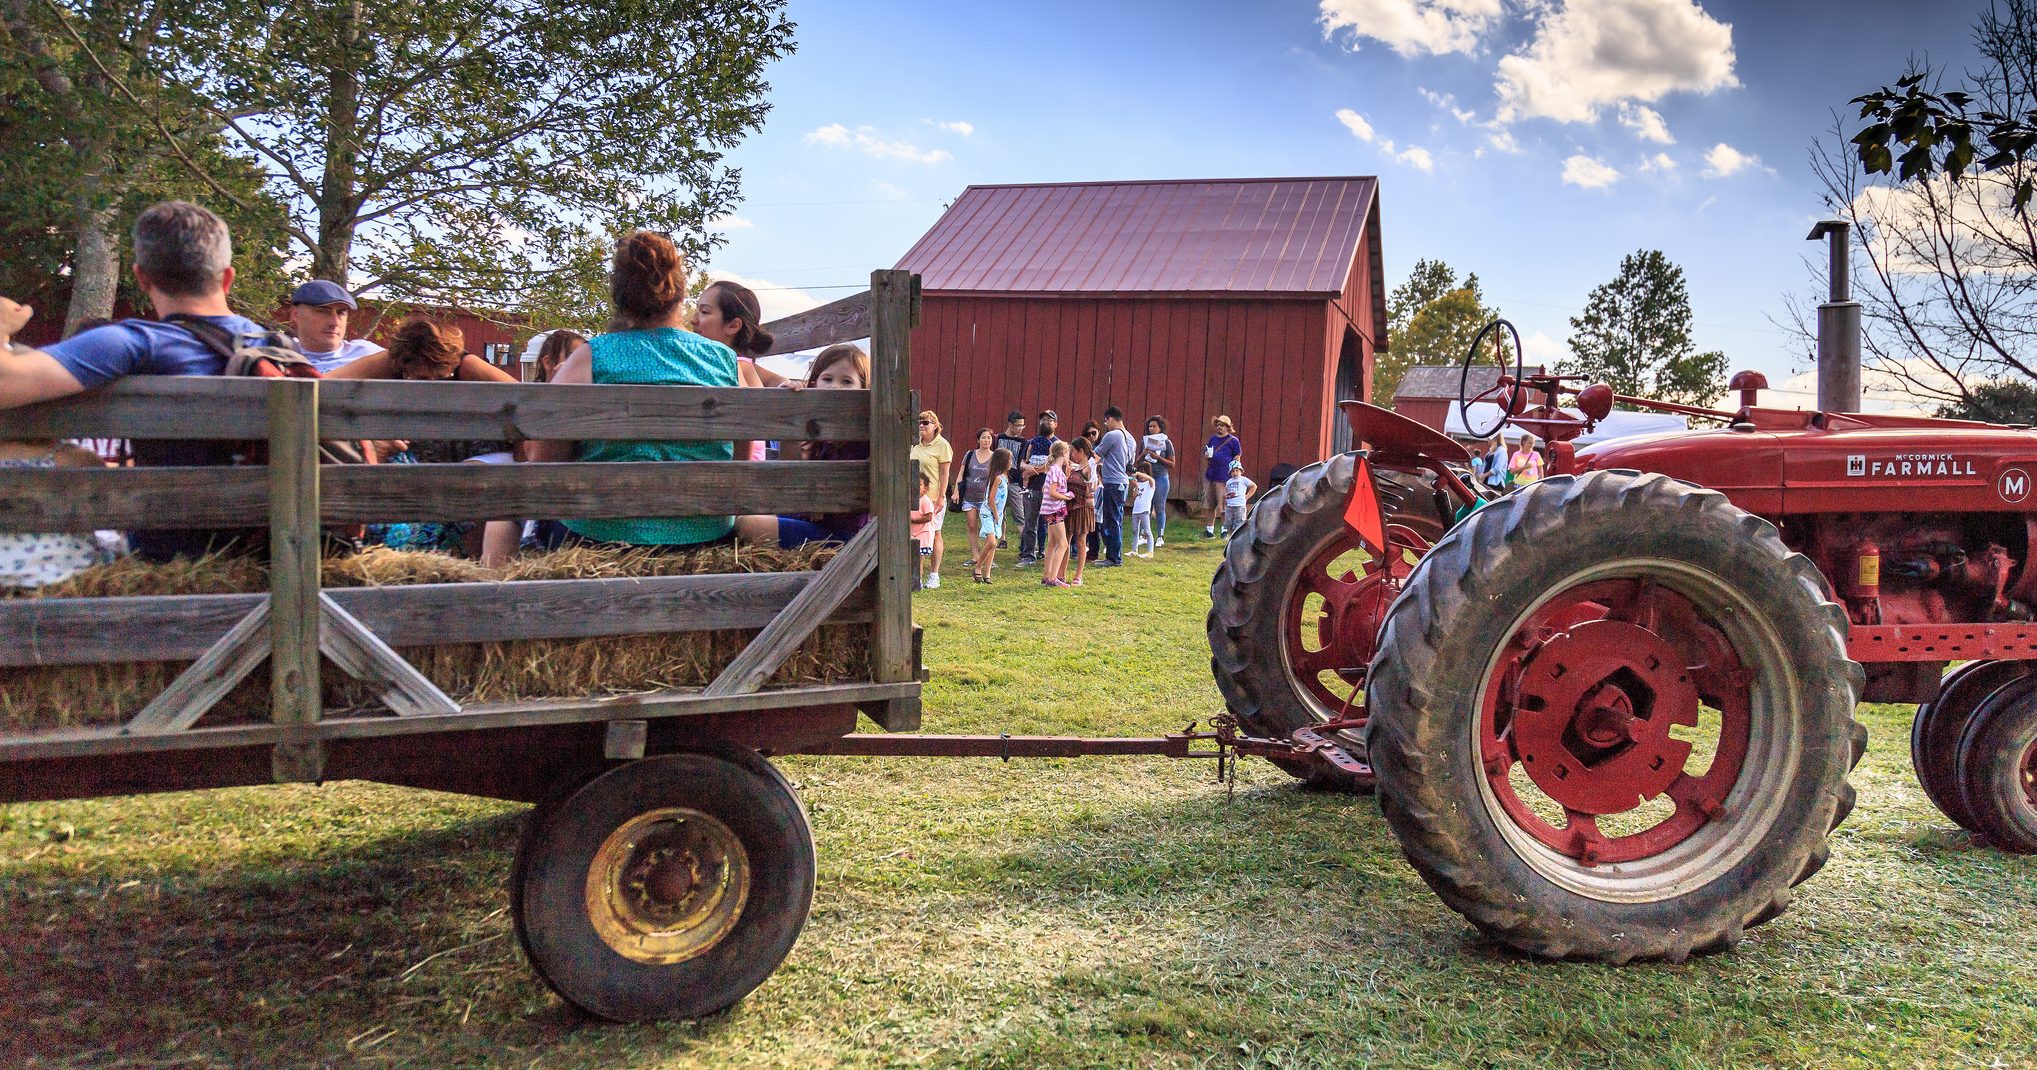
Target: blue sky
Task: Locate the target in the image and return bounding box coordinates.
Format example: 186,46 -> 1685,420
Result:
704,0 -> 1977,393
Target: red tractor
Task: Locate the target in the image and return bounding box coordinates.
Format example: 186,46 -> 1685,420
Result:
1209,320 -> 2037,963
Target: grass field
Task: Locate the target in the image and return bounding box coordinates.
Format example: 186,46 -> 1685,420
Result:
5,514 -> 2037,1069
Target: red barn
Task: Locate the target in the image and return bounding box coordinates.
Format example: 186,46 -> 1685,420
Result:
893,177 -> 1386,494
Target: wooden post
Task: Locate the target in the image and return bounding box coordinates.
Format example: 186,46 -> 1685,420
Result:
867,269 -> 921,731
268,378 -> 323,782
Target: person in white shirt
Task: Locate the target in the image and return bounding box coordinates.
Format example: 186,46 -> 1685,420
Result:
1128,461 -> 1158,557
288,280 -> 384,373
1222,460 -> 1255,538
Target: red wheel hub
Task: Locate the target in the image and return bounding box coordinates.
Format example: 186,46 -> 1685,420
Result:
1282,526 -> 1428,716
1480,579 -> 1752,866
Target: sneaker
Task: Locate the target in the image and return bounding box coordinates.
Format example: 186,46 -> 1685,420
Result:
1098,559 -> 1122,568
1138,551 -> 1153,559
1203,526 -> 1215,538
1155,537 -> 1164,548
927,572 -> 941,589
1015,555 -> 1037,568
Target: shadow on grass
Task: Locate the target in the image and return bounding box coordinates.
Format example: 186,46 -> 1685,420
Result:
0,807 -> 756,1068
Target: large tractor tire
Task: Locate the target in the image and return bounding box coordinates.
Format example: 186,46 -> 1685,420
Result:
1209,453 -> 1449,792
1913,661 -> 2032,831
1954,682 -> 2037,853
1367,471 -> 1864,963
512,745 -> 816,1021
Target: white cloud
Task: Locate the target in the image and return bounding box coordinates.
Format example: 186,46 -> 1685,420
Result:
1640,152 -> 1677,174
935,120 -> 975,137
1419,86 -> 1478,124
1701,141 -> 1763,178
709,214 -> 755,230
696,271 -> 824,323
1618,102 -> 1675,144
1496,0 -> 1738,124
804,123 -> 953,164
1396,144 -> 1436,171
1319,0 -> 1505,58
1335,108 -> 1376,142
1487,129 -> 1523,154
1524,330 -> 1566,363
1562,154 -> 1621,189
1337,110 -> 1434,170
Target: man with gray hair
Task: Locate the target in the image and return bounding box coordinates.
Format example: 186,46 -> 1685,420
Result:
0,201 -> 276,559
0,200 -> 267,409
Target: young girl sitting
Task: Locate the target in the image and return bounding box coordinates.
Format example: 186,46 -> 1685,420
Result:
1039,440 -> 1073,588
909,471 -> 938,589
1129,460 -> 1157,558
971,448 -> 1012,583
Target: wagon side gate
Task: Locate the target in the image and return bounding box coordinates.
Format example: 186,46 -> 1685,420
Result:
0,269 -> 924,803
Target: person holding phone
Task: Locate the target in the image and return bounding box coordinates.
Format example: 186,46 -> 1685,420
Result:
1202,415 -> 1241,538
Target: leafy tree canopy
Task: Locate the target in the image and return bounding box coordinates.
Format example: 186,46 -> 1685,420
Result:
1378,258 -> 1498,403
1565,250 -> 1727,407
1937,379 -> 2037,424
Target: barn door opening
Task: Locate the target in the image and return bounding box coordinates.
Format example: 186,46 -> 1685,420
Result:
1330,327 -> 1362,454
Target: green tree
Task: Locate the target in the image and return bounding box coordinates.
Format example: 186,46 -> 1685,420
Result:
1565,250 -> 1728,406
1937,379 -> 2037,424
1378,258 -> 1498,403
163,0 -> 795,310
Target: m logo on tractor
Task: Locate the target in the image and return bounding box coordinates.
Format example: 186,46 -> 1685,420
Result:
1999,467 -> 2030,503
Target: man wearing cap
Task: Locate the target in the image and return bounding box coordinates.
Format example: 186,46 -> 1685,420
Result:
1015,410 -> 1061,567
288,280 -> 384,373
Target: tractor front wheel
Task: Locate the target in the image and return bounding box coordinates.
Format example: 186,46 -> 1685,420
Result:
1366,471 -> 1864,962
1913,661 -> 2031,831
1208,453 -> 1446,792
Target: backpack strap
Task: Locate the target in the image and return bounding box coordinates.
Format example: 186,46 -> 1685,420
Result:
161,313 -> 321,378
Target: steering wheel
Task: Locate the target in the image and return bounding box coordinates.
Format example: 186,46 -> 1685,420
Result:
1457,318 -> 1525,439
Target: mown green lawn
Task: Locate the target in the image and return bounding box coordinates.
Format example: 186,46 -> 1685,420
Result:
4,515 -> 2036,1069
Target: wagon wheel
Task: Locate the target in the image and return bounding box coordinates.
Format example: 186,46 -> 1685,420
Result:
512,745 -> 815,1021
1954,680 -> 2037,853
1912,661 -> 2032,831
1209,454 -> 1448,793
1366,471 -> 1864,962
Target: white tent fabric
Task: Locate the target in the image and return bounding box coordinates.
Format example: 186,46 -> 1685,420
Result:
1444,401 -> 1687,445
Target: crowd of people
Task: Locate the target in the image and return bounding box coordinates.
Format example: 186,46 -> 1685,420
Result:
0,199 -> 1261,594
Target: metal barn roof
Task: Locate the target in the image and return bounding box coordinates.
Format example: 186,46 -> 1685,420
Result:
895,177 -> 1380,296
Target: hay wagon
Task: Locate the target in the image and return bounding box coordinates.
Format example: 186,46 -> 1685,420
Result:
0,272 -> 925,1022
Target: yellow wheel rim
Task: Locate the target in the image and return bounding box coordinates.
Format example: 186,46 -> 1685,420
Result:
585,807 -> 750,965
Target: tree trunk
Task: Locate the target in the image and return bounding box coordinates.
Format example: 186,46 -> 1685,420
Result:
311,0 -> 363,283
65,194 -> 121,332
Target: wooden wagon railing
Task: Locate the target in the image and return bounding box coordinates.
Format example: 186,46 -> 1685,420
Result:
0,270 -> 924,787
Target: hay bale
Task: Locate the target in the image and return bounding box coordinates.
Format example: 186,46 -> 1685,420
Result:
1,543 -> 868,735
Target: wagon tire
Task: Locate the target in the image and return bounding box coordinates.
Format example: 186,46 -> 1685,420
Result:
1366,470 -> 1863,963
511,745 -> 815,1022
1208,454 -> 1447,794
1913,661 -> 2030,832
1953,682 -> 2037,854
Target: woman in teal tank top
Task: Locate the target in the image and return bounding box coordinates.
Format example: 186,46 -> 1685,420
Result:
530,231 -> 740,547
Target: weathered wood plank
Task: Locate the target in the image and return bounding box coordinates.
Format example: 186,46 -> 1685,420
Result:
0,460 -> 869,532
122,601 -> 271,734
758,290 -> 872,356
0,680 -> 921,762
702,524 -> 879,697
0,466 -> 266,532
318,380 -> 869,442
268,380 -> 323,782
0,574 -> 875,667
0,377 -> 871,442
867,269 -> 921,732
321,460 -> 868,523
317,594 -> 460,718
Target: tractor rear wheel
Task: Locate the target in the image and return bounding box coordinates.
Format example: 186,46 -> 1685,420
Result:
1913,661 -> 2031,831
1366,471 -> 1864,963
1208,453 -> 1447,792
512,745 -> 815,1021
1954,682 -> 2037,853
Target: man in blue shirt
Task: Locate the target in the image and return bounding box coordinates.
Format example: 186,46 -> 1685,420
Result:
1093,405 -> 1135,566
0,201 -> 273,558
1015,410 -> 1061,567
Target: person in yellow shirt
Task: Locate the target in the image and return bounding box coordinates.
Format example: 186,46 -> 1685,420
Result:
910,410 -> 954,588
